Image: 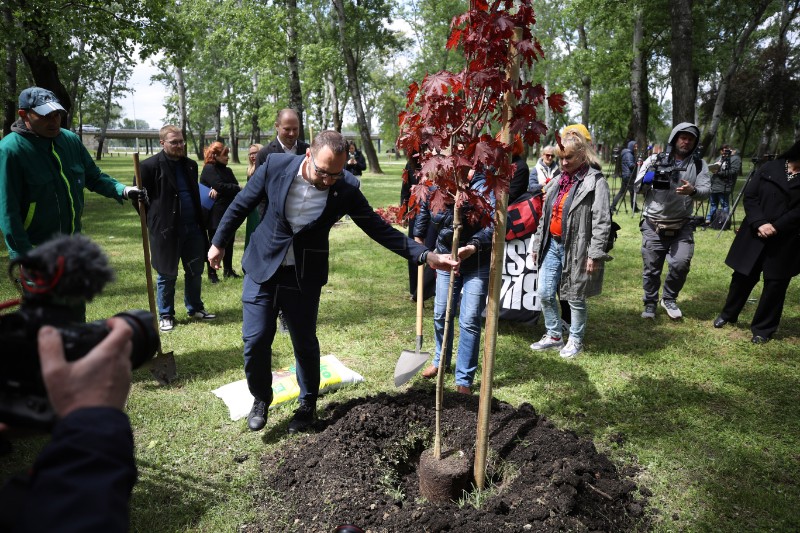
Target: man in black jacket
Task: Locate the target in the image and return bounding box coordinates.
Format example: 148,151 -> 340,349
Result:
138,125 -> 216,332
208,131 -> 457,434
254,108 -> 310,168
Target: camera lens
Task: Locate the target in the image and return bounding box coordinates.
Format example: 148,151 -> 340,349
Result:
113,310 -> 160,369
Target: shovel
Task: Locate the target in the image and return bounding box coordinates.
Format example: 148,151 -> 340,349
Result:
394,264 -> 432,387
134,153 -> 178,385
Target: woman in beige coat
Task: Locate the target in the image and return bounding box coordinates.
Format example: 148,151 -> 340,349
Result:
529,132 -> 612,358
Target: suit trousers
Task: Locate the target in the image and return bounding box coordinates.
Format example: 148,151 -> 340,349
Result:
241,267 -> 321,405
720,266 -> 792,339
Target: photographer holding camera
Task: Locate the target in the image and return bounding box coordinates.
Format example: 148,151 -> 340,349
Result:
634,122 -> 710,320
706,144 -> 742,227
0,319 -> 137,532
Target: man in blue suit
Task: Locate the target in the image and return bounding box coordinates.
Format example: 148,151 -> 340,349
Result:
208,131 -> 457,433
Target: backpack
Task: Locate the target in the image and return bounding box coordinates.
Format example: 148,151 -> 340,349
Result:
710,208 -> 731,230
506,190 -> 543,240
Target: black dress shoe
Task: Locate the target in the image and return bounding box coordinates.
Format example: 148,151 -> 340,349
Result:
208,271 -> 220,284
751,335 -> 770,345
247,399 -> 267,431
287,401 -> 316,434
713,315 -> 735,328
223,269 -> 241,279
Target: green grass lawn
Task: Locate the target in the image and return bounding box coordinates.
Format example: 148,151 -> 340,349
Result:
1,154 -> 798,532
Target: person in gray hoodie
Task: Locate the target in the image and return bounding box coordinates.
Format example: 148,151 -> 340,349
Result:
634,122 -> 710,320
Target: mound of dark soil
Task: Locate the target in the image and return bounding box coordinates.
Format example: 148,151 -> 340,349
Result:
249,387 -> 648,532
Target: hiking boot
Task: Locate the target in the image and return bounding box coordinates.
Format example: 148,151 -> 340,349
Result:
189,309 -> 216,320
455,385 -> 472,395
287,400 -> 317,434
559,338 -> 583,359
641,303 -> 656,319
660,299 -> 682,320
530,334 -> 564,351
159,315 -> 175,332
247,399 -> 267,431
421,365 -> 439,379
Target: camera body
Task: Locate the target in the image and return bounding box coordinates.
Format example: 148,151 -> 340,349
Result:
0,305 -> 158,429
651,152 -> 685,190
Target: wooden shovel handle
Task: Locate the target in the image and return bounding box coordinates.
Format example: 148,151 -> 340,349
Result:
133,154 -> 160,343
416,264 -> 425,337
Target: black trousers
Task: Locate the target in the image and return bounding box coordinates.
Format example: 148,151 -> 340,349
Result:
720,266 -> 792,339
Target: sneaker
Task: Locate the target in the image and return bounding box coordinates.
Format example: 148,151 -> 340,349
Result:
159,316 -> 175,332
561,318 -> 570,337
189,309 -> 216,320
559,338 -> 583,359
247,399 -> 267,431
641,303 -> 656,319
530,334 -> 564,351
287,401 -> 317,434
660,299 -> 682,320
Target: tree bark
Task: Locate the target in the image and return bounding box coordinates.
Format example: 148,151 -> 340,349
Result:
3,5 -> 17,136
332,0 -> 382,173
95,57 -> 118,161
629,6 -> 649,150
700,0 -> 771,150
285,0 -> 306,142
669,0 -> 697,125
577,21 -> 590,127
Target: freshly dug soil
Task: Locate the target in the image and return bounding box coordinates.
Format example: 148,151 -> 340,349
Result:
249,386 -> 648,532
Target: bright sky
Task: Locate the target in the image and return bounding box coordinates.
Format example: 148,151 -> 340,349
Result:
117,56 -> 168,129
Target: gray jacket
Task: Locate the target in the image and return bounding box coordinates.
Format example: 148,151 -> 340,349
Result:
634,122 -> 711,222
533,166 -> 612,300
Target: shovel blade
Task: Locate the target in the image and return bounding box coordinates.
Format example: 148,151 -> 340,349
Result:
394,349 -> 431,388
149,351 -> 177,385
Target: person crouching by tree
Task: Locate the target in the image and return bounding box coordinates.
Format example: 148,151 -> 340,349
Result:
713,140 -> 800,344
415,170 -> 495,394
529,131 -> 612,359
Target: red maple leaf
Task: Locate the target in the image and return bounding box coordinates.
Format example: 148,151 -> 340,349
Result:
547,93 -> 567,114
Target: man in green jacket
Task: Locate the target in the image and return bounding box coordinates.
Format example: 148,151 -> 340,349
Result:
0,87 -> 143,260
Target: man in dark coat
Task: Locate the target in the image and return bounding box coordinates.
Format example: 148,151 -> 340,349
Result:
254,108 -> 310,168
714,142 -> 800,343
138,125 -> 216,332
208,131 -> 457,434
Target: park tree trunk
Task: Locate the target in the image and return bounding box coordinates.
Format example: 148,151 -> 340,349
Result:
285,0 -> 306,142
3,6 -> 17,136
701,0 -> 771,150
95,56 -> 119,161
175,66 -> 188,142
332,0 -> 383,173
756,0 -> 799,157
577,21 -> 590,127
669,0 -> 697,125
629,6 -> 649,150
250,72 -> 261,145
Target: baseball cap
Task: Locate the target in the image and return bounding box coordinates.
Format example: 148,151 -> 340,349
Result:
18,87 -> 66,115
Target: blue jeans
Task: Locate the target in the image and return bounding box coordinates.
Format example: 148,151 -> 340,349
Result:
241,268 -> 321,404
156,224 -> 206,317
707,192 -> 730,222
537,240 -> 587,343
432,263 -> 489,388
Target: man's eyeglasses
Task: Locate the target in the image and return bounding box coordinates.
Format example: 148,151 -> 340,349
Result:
164,139 -> 185,146
310,153 -> 344,181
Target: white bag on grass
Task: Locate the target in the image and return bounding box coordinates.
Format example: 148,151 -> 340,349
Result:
212,355 -> 364,421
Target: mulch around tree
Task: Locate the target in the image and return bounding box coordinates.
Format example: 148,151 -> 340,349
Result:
246,386 -> 649,532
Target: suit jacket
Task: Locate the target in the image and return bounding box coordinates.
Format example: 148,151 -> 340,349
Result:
212,153 -> 427,290
138,151 -> 206,274
254,138 -> 310,169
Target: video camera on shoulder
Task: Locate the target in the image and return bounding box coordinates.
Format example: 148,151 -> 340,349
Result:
0,236 -> 159,430
651,151 -> 686,190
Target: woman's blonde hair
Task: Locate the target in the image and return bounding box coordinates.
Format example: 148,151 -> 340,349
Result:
247,143 -> 263,178
558,130 -> 601,169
